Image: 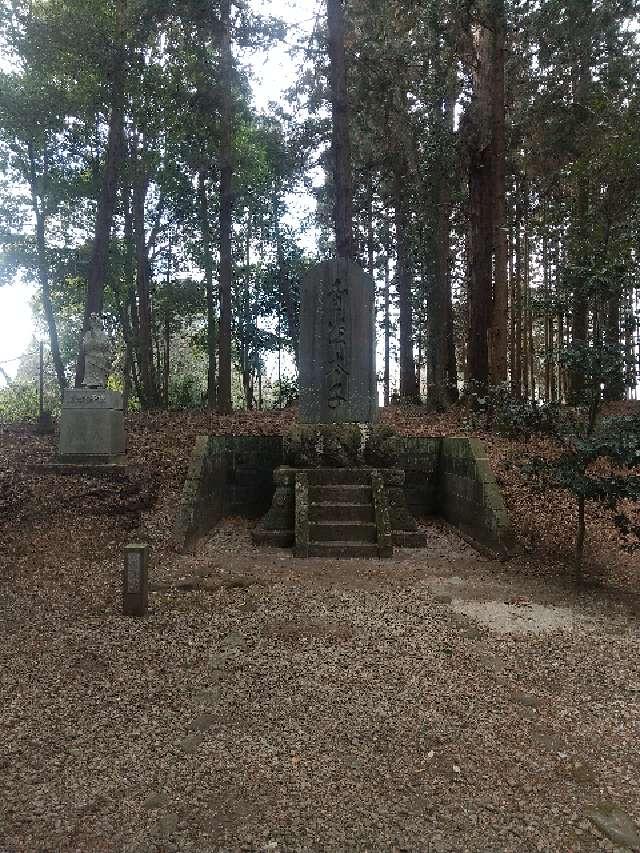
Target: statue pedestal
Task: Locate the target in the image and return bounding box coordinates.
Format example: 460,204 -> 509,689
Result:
58,388 -> 126,464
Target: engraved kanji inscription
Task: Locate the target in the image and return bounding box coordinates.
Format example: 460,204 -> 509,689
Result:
126,551 -> 141,593
326,276 -> 350,410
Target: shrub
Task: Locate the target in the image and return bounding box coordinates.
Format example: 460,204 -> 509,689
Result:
464,382 -> 562,441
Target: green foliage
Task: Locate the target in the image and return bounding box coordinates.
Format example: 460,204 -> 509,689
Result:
464,382 -> 563,441
0,380 -> 58,422
524,340 -> 640,568
527,413 -> 640,560
171,375 -> 202,409
559,341 -> 626,415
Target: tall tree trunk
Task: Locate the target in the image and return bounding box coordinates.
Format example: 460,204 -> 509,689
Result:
427,176 -> 452,405
467,0 -> 507,389
568,5 -> 592,402
445,262 -> 457,396
444,84 -> 458,395
512,181 -> 522,396
467,147 -> 492,388
155,331 -> 161,390
466,13 -> 494,389
509,217 -> 517,393
525,191 -> 536,400
624,277 -> 635,396
273,193 -> 298,363
558,309 -> 566,403
488,0 -> 508,385
27,141 -> 67,396
416,272 -> 424,395
543,207 -> 551,401
243,211 -> 252,410
198,169 -> 217,409
383,212 -> 391,408
327,0 -> 354,260
522,177 -> 530,400
163,227 -> 172,409
217,0 -> 234,414
132,141 -> 157,409
569,179 -> 589,402
604,289 -> 623,400
394,171 -> 419,401
548,223 -> 558,402
76,0 -> 127,386
123,193 -> 141,401
557,230 -> 566,401
528,306 -> 536,400
366,169 -> 375,280
112,193 -> 138,408
163,312 -> 170,409
427,95 -> 456,409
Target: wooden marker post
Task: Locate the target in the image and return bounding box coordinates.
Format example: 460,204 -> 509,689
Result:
123,544 -> 149,617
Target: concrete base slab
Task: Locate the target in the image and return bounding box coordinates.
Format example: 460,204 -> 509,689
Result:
47,458 -> 128,474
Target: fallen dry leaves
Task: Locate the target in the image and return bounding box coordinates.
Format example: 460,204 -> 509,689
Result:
1,408 -> 639,850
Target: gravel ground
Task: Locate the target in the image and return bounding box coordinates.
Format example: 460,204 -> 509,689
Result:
2,516 -> 640,852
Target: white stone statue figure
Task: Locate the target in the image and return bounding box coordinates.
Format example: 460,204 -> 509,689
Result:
82,313 -> 111,388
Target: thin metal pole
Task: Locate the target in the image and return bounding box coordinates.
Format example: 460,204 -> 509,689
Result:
39,341 -> 44,419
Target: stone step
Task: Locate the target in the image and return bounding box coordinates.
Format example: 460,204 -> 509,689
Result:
309,485 -> 372,505
308,468 -> 372,486
392,531 -> 430,548
303,542 -> 381,559
310,502 -> 375,523
309,521 -> 377,544
251,527 -> 295,548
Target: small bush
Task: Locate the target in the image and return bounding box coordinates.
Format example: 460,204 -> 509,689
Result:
464,382 -> 563,441
171,375 -> 202,409
494,398 -> 562,440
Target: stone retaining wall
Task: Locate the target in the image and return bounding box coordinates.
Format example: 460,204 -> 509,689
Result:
223,436 -> 283,517
175,433 -> 513,555
174,435 -> 283,551
439,437 -> 513,553
393,437 -> 441,516
174,437 -> 226,551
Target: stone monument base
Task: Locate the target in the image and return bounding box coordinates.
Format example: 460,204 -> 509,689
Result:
58,387 -> 126,465
252,466 -> 427,557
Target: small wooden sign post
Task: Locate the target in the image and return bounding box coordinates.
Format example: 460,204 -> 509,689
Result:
123,543 -> 149,617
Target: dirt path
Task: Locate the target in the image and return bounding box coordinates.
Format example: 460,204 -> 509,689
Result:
2,519 -> 640,851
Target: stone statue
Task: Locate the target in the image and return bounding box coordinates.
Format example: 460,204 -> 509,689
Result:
82,313 -> 111,388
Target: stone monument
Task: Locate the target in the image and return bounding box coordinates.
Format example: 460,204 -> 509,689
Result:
58,314 -> 126,465
299,258 -> 377,424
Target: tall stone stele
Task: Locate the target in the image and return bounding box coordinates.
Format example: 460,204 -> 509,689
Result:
58,314 -> 126,464
299,258 -> 377,424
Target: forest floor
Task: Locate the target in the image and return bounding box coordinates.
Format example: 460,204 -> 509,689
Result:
1,405 -> 640,851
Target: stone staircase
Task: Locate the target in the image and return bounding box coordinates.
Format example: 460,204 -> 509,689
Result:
295,469 -> 390,558
252,464 -> 425,557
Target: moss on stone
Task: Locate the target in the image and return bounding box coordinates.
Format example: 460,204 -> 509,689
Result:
284,424 -> 363,468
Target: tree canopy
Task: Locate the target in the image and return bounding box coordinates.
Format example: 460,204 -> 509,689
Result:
0,0 -> 638,413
